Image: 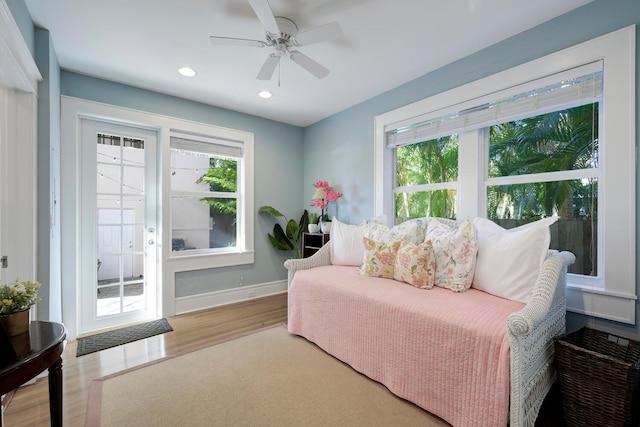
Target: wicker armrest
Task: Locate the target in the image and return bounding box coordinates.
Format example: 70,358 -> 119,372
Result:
284,243 -> 332,287
507,250 -> 576,336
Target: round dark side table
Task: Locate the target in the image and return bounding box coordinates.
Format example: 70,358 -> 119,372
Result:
0,321 -> 66,427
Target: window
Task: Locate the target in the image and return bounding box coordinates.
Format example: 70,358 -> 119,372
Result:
375,26 -> 636,323
395,135 -> 458,220
487,102 -> 599,278
170,132 -> 244,255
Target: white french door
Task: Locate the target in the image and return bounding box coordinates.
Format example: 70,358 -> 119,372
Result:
79,119 -> 159,333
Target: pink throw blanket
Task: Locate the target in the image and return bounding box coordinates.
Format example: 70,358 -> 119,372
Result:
288,265 -> 524,427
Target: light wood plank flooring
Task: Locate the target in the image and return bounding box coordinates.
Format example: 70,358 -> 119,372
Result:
2,293 -> 288,426
2,292 -> 564,426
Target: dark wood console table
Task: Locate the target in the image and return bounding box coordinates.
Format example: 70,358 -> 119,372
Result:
0,321 -> 66,427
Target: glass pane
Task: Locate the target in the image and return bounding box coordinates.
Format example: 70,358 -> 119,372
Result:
396,135 -> 458,186
207,197 -> 237,248
98,133 -> 121,147
121,225 -> 135,253
122,165 -> 144,195
122,137 -> 145,159
395,190 -> 456,222
97,194 -> 120,212
129,254 -> 145,280
171,146 -> 239,252
97,285 -> 121,316
199,158 -> 237,193
121,195 -> 144,215
126,225 -> 145,252
487,179 -> 597,276
171,195 -> 237,250
123,282 -> 145,313
489,103 -> 598,178
171,151 -> 235,192
97,163 -> 121,194
97,135 -> 122,170
97,254 -> 120,283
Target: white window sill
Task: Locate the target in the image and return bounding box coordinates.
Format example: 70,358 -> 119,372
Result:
566,282 -> 637,325
167,250 -> 254,272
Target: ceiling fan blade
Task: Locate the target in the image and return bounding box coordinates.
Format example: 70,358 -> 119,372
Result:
294,22 -> 342,46
248,0 -> 280,35
209,36 -> 267,48
289,50 -> 330,79
256,55 -> 280,80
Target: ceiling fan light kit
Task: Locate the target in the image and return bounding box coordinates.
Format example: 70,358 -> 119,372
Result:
209,0 -> 342,82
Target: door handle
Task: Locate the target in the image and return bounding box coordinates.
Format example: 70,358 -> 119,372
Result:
148,239 -> 155,245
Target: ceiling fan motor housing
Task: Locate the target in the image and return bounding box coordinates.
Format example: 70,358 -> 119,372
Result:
270,17 -> 297,40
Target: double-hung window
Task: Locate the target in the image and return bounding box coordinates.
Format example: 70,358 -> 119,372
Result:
375,26 -> 636,323
169,129 -> 253,265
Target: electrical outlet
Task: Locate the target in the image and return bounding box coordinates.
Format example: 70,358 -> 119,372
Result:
247,290 -> 256,299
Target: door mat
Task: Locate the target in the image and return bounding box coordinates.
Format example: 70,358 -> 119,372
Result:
76,319 -> 173,357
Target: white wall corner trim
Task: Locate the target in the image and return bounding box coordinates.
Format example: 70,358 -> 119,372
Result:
0,0 -> 42,92
174,280 -> 287,315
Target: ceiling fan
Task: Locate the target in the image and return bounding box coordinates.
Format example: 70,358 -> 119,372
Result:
209,0 -> 342,80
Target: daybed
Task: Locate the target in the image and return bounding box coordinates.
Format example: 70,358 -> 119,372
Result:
284,217 -> 575,427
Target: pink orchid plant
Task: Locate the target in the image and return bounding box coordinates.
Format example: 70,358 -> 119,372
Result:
311,180 -> 342,222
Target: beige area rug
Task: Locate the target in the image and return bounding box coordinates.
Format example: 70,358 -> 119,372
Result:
85,324 -> 450,426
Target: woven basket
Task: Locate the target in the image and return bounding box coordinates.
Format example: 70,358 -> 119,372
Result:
554,327 -> 640,427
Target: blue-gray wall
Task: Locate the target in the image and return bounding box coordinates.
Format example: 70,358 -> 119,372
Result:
34,28 -> 62,322
304,0 -> 640,339
6,0 -> 33,55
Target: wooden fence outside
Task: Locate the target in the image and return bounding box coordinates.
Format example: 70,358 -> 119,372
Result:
495,219 -> 596,276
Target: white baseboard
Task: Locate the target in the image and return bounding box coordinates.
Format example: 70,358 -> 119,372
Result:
174,280 -> 287,315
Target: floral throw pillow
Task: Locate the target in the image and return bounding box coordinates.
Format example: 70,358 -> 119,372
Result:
362,218 -> 427,246
360,237 -> 402,279
394,239 -> 436,289
425,218 -> 478,292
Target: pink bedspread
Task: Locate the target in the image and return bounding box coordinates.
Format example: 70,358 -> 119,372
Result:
288,265 -> 525,427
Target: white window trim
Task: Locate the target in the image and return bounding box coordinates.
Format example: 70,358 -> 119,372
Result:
61,96 -> 254,321
374,26 -> 636,324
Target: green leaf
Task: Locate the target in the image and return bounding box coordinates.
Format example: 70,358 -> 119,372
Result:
272,224 -> 295,251
267,233 -> 292,251
285,219 -> 299,240
298,210 -> 310,238
258,206 -> 284,219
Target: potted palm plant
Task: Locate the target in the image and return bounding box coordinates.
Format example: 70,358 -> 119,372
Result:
258,207 -> 309,258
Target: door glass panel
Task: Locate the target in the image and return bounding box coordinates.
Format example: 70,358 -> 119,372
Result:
96,133 -> 147,318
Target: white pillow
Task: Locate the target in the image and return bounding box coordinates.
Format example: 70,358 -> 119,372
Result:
330,218 -> 365,266
425,218 -> 478,292
472,217 -> 558,303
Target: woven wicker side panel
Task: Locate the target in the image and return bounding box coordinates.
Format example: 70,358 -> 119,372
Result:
516,301 -> 566,427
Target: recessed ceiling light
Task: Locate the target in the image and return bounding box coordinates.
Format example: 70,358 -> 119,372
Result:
177,66 -> 197,77
258,90 -> 272,99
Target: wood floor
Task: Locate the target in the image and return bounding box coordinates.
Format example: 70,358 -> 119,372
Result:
2,293 -> 288,426
2,292 -> 565,426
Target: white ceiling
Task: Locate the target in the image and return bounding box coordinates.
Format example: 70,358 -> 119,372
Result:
24,0 -> 591,127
